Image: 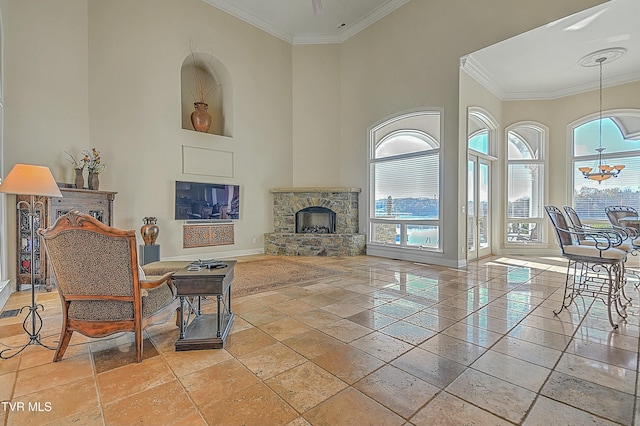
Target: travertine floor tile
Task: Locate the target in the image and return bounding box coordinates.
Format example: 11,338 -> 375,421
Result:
471,350 -> 551,392
491,335 -> 562,369
181,358 -> 260,407
391,347 -> 466,388
320,318 -> 372,343
312,345 -> 384,384
523,395 -> 619,426
303,387 -> 404,426
259,317 -> 312,341
225,326 -> 277,358
96,356 -> 175,405
351,331 -> 413,362
13,354 -> 93,397
419,333 -> 486,366
556,352 -> 636,394
541,371 -> 635,425
446,368 -> 537,424
379,320 -> 435,345
102,380 -> 200,426
6,377 -> 98,426
282,329 -> 345,359
238,342 -> 306,379
354,364 -> 439,419
199,382 -> 298,425
266,362 -> 348,412
411,391 -> 512,426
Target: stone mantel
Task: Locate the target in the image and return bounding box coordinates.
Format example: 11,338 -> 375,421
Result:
270,187 -> 361,193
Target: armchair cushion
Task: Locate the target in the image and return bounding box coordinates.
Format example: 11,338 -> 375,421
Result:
563,245 -> 626,260
68,283 -> 175,321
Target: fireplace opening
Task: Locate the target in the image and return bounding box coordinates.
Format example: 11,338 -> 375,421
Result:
296,206 -> 336,234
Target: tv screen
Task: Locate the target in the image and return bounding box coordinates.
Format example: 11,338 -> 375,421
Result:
175,181 -> 240,220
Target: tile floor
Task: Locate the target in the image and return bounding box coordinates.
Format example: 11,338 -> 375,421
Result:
1,254 -> 639,425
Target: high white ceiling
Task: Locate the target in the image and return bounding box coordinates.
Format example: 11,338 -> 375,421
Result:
203,0 -> 640,100
462,0 -> 640,100
202,0 -> 410,44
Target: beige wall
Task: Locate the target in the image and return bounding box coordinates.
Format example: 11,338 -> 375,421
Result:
292,44 -> 341,186
0,0 -> 610,282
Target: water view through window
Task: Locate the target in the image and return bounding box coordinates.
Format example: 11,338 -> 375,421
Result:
573,118 -> 640,220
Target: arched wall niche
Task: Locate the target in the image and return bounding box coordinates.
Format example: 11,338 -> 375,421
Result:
180,52 -> 233,137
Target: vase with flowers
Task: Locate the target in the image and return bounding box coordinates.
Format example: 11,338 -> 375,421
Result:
85,148 -> 106,190
65,151 -> 90,189
189,45 -> 220,133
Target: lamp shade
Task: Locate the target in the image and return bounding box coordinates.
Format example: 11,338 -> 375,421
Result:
0,164 -> 62,197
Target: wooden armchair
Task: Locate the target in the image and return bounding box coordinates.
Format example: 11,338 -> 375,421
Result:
38,210 -> 179,362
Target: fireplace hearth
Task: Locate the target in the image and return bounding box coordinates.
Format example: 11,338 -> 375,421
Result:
265,187 -> 365,256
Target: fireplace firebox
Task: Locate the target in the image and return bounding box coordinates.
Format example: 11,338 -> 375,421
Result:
296,206 -> 336,234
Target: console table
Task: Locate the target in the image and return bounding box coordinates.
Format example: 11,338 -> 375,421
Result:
172,260 -> 236,350
17,186 -> 117,291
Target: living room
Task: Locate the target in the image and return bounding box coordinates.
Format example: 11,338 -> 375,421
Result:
4,0 -> 634,280
2,0 -> 640,423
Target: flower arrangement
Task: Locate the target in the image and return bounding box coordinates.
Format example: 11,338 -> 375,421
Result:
86,148 -> 106,174
65,151 -> 89,170
65,148 -> 106,173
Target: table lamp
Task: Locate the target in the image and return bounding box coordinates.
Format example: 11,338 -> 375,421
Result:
0,164 -> 62,358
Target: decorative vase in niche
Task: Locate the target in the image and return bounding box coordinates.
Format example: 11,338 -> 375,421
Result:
141,217 -> 159,245
74,169 -> 84,189
191,102 -> 212,133
88,172 -> 99,191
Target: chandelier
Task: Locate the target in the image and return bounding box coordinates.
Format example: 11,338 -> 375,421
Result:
577,48 -> 626,183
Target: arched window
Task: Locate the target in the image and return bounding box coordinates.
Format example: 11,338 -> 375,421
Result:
368,111 -> 441,256
468,130 -> 489,154
572,113 -> 640,220
505,123 -> 546,244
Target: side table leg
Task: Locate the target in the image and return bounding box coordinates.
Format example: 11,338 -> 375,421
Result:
217,295 -> 222,338
179,296 -> 186,339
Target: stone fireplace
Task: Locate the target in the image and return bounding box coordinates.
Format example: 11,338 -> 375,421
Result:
264,187 -> 366,256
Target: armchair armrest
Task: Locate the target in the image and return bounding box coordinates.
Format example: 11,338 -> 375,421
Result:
566,226 -> 622,250
140,271 -> 174,289
613,224 -> 639,239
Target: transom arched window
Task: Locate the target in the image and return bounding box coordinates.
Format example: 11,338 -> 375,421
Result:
375,130 -> 438,159
468,130 -> 489,155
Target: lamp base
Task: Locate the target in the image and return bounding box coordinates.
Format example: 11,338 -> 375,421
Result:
0,303 -> 56,359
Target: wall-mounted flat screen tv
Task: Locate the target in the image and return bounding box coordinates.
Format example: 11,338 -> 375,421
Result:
175,181 -> 240,220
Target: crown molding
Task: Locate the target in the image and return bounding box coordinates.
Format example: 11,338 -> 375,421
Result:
460,55 -> 506,100
461,55 -> 640,101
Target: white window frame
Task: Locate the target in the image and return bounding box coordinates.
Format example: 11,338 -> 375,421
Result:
367,109 -> 443,261
504,122 -> 548,246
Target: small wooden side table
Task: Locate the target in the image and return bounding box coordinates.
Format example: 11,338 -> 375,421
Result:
171,260 -> 236,351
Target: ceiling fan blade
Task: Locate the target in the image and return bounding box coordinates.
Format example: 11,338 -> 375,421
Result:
312,0 -> 323,16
